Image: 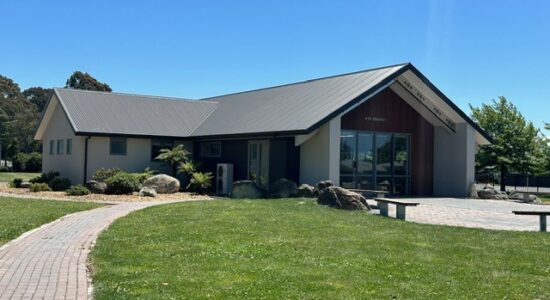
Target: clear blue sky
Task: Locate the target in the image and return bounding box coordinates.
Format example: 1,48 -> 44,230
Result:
1,0 -> 549,132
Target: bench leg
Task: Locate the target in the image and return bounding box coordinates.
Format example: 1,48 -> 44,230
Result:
540,215 -> 547,232
379,202 -> 389,217
396,205 -> 407,220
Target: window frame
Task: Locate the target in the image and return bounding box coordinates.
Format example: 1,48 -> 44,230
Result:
200,142 -> 222,158
109,137 -> 127,156
56,139 -> 64,155
49,140 -> 55,155
66,138 -> 72,155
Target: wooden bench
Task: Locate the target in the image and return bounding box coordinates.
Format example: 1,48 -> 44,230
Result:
375,198 -> 419,220
348,189 -> 388,199
513,211 -> 550,232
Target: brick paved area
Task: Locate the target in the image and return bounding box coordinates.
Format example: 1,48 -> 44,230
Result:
0,200 -> 197,300
368,198 -> 549,231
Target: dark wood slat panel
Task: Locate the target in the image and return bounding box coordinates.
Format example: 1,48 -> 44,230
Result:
341,88 -> 434,196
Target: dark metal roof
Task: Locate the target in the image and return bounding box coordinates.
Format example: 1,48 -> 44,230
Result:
192,63 -> 407,137
54,89 -> 218,137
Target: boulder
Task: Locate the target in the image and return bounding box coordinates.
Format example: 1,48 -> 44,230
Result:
85,180 -> 107,194
139,187 -> 157,197
468,183 -> 478,199
231,180 -> 264,199
314,180 -> 334,196
317,186 -> 370,210
297,184 -> 315,198
20,182 -> 31,189
269,178 -> 298,198
509,192 -> 542,204
477,186 -> 508,200
142,174 -> 180,194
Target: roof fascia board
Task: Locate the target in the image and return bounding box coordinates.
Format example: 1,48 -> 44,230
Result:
406,65 -> 493,144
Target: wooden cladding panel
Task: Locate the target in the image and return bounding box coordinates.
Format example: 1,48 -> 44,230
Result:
341,88 -> 434,196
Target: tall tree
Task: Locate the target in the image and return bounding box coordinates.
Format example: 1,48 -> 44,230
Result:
23,87 -> 53,112
65,71 -> 112,92
471,97 -> 544,191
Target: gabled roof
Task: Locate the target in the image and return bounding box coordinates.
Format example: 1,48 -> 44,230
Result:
34,63 -> 492,144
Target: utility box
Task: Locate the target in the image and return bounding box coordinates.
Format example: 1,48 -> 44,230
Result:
216,163 -> 233,195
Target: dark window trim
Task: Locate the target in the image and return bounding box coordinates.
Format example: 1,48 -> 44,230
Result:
200,141 -> 221,158
66,138 -> 72,155
110,137 -> 127,156
57,139 -> 64,155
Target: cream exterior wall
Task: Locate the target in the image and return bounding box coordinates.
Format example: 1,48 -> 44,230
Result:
41,97 -> 86,184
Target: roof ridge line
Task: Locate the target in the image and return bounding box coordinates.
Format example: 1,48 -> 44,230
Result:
199,62 -> 410,101
54,87 -> 220,104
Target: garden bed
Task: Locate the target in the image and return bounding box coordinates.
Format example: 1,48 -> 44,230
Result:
0,182 -> 213,203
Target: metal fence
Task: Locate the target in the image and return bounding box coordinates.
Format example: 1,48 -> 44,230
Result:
476,172 -> 550,192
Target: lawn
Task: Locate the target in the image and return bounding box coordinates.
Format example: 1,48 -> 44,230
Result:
0,172 -> 40,182
0,197 -> 102,246
92,199 -> 550,299
538,194 -> 550,204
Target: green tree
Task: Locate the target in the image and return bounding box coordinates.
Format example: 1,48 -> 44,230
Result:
23,87 -> 53,112
470,97 -> 544,191
155,144 -> 190,176
65,71 -> 112,92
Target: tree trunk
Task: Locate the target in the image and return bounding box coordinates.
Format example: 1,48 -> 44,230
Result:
500,165 -> 507,192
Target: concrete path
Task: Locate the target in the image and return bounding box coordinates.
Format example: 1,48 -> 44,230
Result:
368,198 -> 549,231
0,200 -> 196,300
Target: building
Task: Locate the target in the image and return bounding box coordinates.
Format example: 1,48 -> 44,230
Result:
34,63 -> 491,197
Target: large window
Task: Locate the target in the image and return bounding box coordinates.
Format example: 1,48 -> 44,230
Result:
57,139 -> 64,155
340,131 -> 410,196
110,137 -> 127,156
200,142 -> 221,158
66,138 -> 72,155
151,139 -> 173,161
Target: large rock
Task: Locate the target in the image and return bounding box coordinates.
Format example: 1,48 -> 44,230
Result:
20,182 -> 31,189
231,180 -> 264,199
85,180 -> 107,194
509,192 -> 542,204
269,178 -> 298,198
477,186 -> 508,200
314,180 -> 334,196
139,187 -> 157,197
297,184 -> 315,198
468,183 -> 479,199
142,174 -> 180,194
317,186 -> 370,210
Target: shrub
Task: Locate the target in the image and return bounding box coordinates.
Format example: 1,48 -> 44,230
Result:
187,172 -> 213,194
29,183 -> 51,192
0,166 -> 10,172
30,171 -> 60,184
48,177 -> 72,191
105,172 -> 141,195
92,168 -> 122,182
10,178 -> 23,188
66,185 -> 90,196
12,152 -> 41,172
132,168 -> 157,184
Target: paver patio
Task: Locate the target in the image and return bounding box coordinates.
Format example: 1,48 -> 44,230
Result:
368,198 -> 549,231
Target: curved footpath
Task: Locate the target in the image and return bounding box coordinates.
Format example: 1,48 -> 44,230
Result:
0,199 -> 199,300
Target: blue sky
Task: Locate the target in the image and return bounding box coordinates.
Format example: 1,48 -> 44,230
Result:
1,0 -> 549,132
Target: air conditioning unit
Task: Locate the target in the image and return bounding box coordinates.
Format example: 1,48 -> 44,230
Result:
216,163 -> 233,195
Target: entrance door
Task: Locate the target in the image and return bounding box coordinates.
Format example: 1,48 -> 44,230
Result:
248,140 -> 269,189
340,131 -> 410,196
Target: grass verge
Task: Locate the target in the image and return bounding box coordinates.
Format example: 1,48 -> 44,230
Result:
92,199 -> 550,299
0,172 -> 40,182
0,197 -> 102,246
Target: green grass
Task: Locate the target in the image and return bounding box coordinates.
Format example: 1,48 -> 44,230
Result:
92,199 -> 550,300
0,172 -> 40,182
0,197 -> 102,246
537,194 -> 550,203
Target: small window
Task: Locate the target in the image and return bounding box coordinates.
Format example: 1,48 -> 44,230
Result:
49,140 -> 55,155
110,137 -> 127,156
57,139 -> 64,155
66,138 -> 72,155
200,142 -> 221,158
151,139 -> 174,161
